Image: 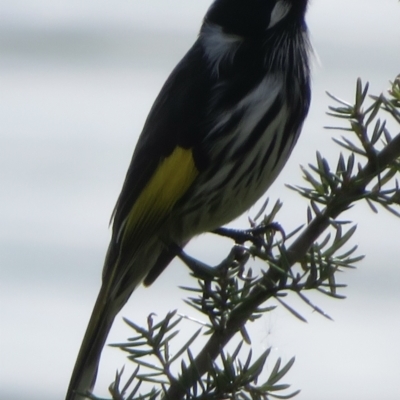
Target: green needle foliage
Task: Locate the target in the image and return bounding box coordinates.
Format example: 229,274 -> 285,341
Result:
89,75 -> 400,400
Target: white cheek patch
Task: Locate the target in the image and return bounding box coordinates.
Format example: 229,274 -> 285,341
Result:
201,24 -> 243,76
268,1 -> 291,29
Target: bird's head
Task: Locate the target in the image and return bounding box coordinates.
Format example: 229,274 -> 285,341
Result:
204,0 -> 309,38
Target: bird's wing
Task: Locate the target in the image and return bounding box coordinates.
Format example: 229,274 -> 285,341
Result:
103,40 -> 213,281
66,42 -> 215,400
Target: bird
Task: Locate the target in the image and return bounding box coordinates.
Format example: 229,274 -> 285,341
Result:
65,0 -> 311,399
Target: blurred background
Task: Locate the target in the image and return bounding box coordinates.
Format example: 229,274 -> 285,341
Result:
1,1 -> 400,399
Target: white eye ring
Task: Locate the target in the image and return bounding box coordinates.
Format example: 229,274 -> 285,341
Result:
268,1 -> 291,29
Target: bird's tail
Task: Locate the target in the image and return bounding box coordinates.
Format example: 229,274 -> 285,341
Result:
65,285 -> 119,400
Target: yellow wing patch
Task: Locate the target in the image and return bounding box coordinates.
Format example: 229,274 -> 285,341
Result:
123,146 -> 199,240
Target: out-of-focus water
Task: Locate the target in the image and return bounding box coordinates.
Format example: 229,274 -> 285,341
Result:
1,1 -> 400,399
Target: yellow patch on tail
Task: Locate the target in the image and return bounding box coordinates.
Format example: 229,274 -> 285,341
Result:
124,146 -> 199,238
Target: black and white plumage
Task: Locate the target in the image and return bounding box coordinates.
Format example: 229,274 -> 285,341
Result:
66,1 -> 311,399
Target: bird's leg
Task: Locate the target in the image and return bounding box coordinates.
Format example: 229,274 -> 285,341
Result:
211,223 -> 284,247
